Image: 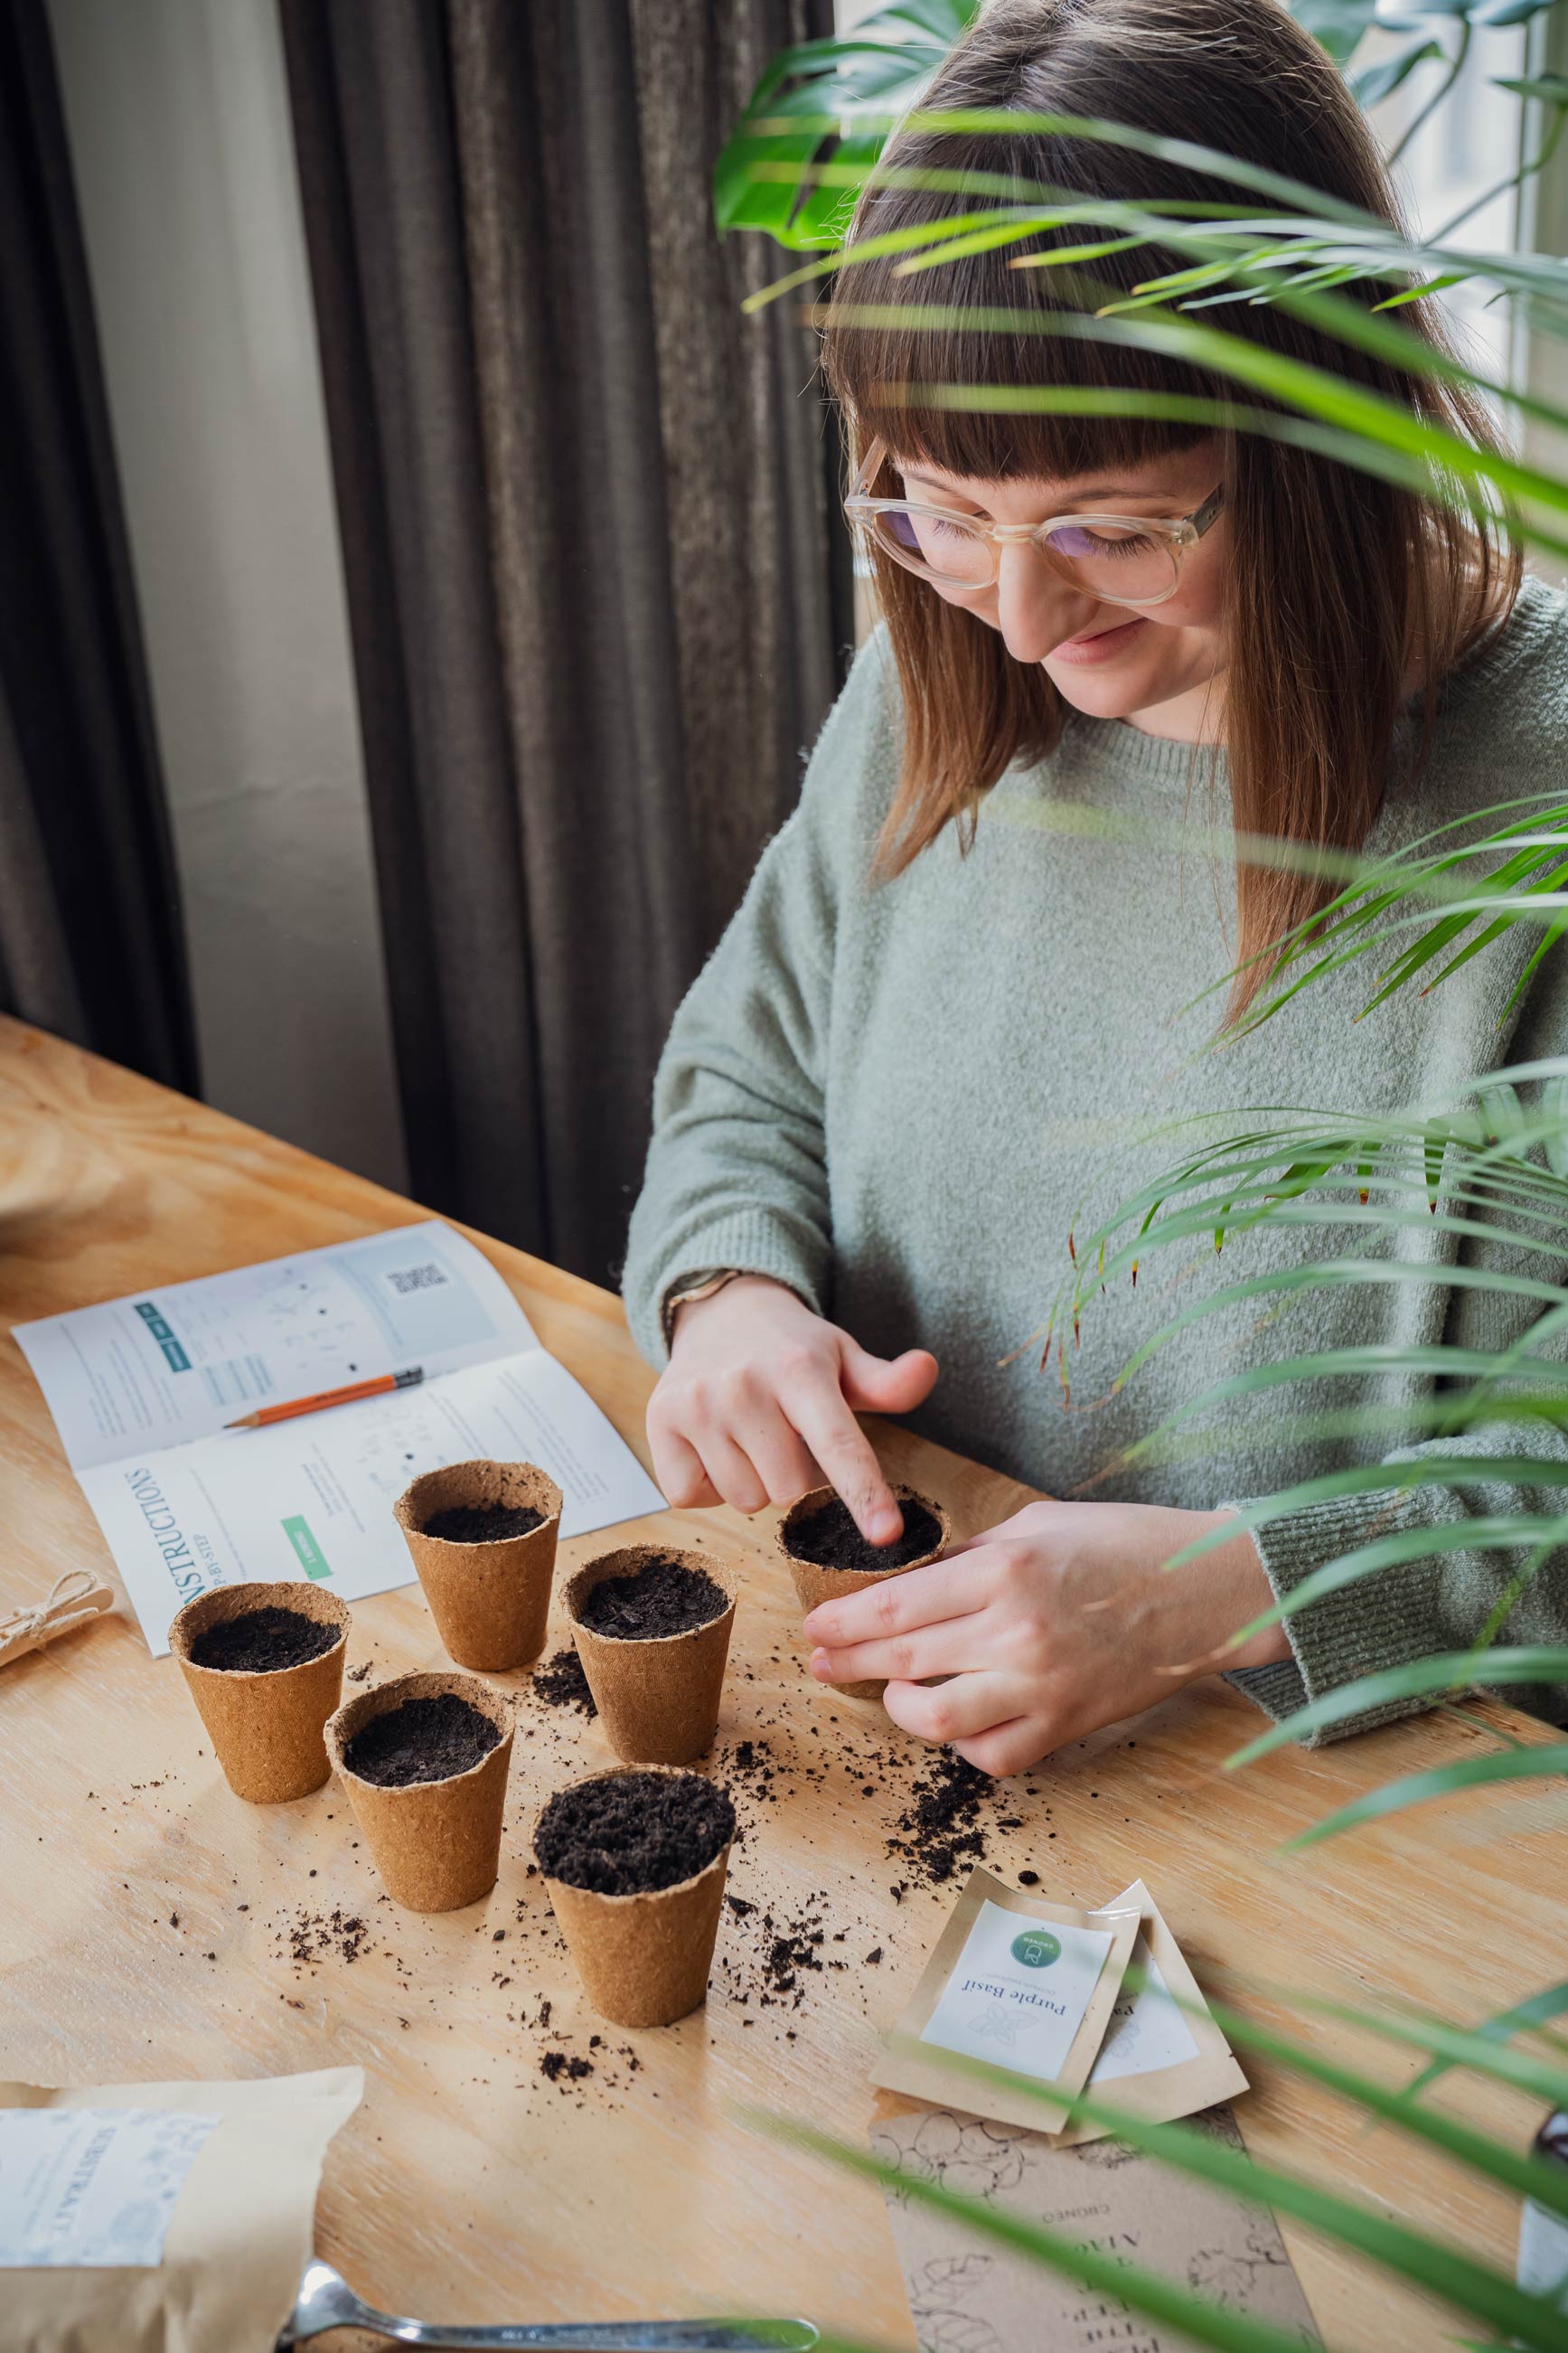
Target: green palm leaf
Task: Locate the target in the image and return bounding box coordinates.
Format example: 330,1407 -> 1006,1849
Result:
753,2114 -> 1326,2353
765,2067 -> 1568,2349
1395,1980 -> 1568,2105
1282,1739 -> 1568,1847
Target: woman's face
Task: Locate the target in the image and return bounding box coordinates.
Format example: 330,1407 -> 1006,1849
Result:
890,438 -> 1229,740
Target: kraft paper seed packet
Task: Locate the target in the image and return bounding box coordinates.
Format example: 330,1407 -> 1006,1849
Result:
1050,1877 -> 1249,2144
870,1868 -> 1141,2132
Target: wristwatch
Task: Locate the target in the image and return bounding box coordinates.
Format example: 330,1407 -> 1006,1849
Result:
661,1267 -> 744,1345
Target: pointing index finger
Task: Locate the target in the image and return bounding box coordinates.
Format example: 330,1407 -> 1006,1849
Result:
782,1380 -> 905,1546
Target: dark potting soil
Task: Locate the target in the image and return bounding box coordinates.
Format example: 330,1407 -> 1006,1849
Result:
534,1769 -> 735,1896
784,1493 -> 943,1575
342,1692 -> 501,1786
887,1750 -> 995,1886
421,1500 -> 546,1544
576,1554 -> 728,1642
188,1605 -> 338,1673
532,1646 -> 597,1717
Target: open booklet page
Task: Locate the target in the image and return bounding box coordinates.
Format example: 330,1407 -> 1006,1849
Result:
14,1223 -> 666,1653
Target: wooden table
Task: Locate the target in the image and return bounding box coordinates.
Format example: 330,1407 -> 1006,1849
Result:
2,1013 -> 1563,2351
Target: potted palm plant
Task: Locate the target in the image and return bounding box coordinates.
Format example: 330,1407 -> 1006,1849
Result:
713,2 -> 1568,2341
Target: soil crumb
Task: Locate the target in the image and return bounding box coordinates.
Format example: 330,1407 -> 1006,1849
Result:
535,1769 -> 734,1896
784,1493 -> 943,1575
887,1750 -> 994,1885
343,1692 -> 500,1786
540,2049 -> 594,2083
531,1647 -> 597,1717
189,1605 -> 337,1674
283,1906 -> 372,1966
577,1555 -> 728,1641
421,1500 -> 545,1544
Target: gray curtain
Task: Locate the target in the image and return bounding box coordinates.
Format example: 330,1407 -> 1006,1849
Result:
280,0 -> 849,1285
0,0 -> 196,1094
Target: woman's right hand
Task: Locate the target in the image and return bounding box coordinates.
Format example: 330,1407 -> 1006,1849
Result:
646,1275 -> 939,1541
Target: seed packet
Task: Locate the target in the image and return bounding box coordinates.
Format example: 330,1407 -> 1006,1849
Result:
0,2066 -> 361,2353
1049,1878 -> 1249,2145
869,1868 -> 1141,2132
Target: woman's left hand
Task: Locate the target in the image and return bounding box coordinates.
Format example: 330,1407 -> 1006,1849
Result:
802,1498 -> 1291,1776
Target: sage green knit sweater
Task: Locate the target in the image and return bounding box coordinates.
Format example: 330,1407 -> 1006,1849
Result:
623,577 -> 1568,1740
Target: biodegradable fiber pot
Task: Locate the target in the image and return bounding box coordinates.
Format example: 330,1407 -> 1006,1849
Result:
325,1669 -> 513,1911
535,1765 -> 733,2028
394,1458 -> 562,1671
777,1482 -> 952,1702
169,1578 -> 350,1803
563,1546 -> 737,1766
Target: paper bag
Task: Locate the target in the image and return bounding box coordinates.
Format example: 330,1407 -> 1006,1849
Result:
0,2066 -> 361,2353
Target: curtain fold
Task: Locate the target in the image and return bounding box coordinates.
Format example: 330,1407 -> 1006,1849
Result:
280,0 -> 845,1285
0,0 -> 196,1093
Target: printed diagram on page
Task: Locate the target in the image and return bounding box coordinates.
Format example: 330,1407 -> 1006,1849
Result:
874,2106 -> 1320,2353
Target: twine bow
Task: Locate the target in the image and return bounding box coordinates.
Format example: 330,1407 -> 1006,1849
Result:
0,1567 -> 115,1667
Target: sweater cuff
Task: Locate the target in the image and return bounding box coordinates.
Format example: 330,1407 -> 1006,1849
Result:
629,1207 -> 830,1370
1218,1491 -> 1436,1745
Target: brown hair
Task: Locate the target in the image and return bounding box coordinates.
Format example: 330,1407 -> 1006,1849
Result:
819,0 -> 1520,1021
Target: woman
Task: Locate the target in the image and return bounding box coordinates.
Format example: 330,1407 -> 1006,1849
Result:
623,0 -> 1568,1774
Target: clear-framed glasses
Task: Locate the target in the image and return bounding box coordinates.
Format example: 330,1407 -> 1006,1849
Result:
844,438 -> 1225,609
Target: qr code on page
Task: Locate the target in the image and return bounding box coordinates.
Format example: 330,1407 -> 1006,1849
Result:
385,1263 -> 450,1295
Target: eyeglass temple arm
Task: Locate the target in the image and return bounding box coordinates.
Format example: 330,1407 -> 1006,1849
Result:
1188,484 -> 1225,538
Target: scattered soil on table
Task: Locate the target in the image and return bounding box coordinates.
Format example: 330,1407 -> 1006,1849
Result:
576,1555 -> 728,1641
188,1605 -> 338,1673
346,1659 -> 374,1684
720,1736 -> 781,1802
531,1647 -> 597,1717
540,2049 -> 593,2084
420,1500 -> 546,1543
886,1750 -> 996,1886
279,1906 -> 373,1967
342,1692 -> 500,1786
534,1770 -> 734,1895
784,1494 -> 943,1575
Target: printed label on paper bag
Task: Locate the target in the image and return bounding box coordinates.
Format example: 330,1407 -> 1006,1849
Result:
918,1901 -> 1116,2082
1090,1931 -> 1202,2085
0,2108 -> 217,2268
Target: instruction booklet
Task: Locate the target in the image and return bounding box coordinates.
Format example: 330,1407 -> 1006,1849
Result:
14,1221 -> 664,1654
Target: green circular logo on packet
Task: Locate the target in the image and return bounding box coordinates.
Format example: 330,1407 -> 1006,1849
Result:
1009,1928 -> 1062,1969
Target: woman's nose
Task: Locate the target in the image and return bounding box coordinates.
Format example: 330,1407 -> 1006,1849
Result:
994,540 -> 1096,664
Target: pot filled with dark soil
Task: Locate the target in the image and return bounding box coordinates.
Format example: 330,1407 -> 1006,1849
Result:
563,1546 -> 737,1765
169,1579 -> 351,1802
325,1669 -> 513,1910
533,1765 -> 735,2027
394,1458 -> 562,1671
776,1482 -> 951,1701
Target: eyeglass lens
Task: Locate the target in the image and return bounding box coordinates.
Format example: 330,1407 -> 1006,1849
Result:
874,507 -> 1179,603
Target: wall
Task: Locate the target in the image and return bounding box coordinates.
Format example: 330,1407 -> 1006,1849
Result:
47,0 -> 409,1192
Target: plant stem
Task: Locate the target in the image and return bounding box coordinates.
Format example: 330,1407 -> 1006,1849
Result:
1436,103 -> 1568,244
1390,17 -> 1470,165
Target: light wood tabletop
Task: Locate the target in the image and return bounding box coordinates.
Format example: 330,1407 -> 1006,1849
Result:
1,1012 -> 1563,2351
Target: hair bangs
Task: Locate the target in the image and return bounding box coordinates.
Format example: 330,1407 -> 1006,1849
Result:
823,210 -> 1214,484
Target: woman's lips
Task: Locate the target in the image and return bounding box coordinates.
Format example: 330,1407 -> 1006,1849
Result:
1047,615 -> 1148,667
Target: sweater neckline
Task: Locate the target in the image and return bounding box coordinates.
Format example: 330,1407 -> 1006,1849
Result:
1048,570 -> 1563,793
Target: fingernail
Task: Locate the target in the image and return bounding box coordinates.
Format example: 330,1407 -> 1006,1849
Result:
809,1649 -> 834,1681
869,1509 -> 903,1545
